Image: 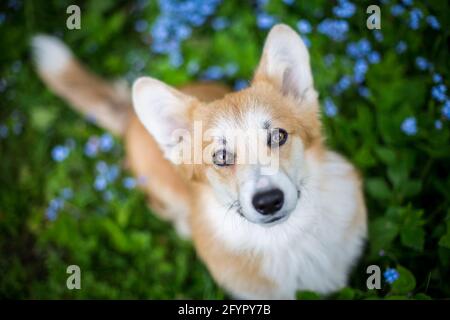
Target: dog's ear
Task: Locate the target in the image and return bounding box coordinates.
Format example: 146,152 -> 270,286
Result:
132,77 -> 197,162
253,24 -> 317,103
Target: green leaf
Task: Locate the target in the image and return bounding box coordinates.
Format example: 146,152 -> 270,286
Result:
390,266 -> 416,294
414,293 -> 432,300
400,209 -> 425,252
387,165 -> 408,189
30,106 -> 57,131
385,295 -> 409,300
366,178 -> 391,201
336,287 -> 355,300
369,217 -> 399,255
400,180 -> 422,198
296,291 -> 322,300
438,221 -> 450,249
374,147 -> 396,165
401,227 -> 425,251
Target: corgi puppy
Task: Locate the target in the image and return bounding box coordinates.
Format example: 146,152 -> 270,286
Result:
32,24 -> 367,299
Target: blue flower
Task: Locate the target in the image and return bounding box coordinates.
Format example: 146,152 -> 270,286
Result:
442,100 -> 450,120
174,24 -> 192,40
106,165 -> 120,183
324,54 -> 335,66
45,206 -> 57,221
358,86 -> 371,98
134,19 -> 148,33
435,120 -> 443,130
150,0 -> 221,61
324,98 -> 338,117
426,15 -> 440,30
257,12 -> 277,30
401,116 -> 417,136
415,56 -> 429,71
0,124 -> 8,139
99,133 -> 114,152
373,30 -> 383,42
51,145 -> 70,162
431,84 -> 447,102
188,14 -> 207,27
8,0 -> 21,10
94,175 -> 108,191
346,39 -> 371,59
353,59 -> 368,84
65,138 -> 76,150
433,73 -> 442,84
408,8 -> 423,30
103,190 -> 114,202
12,60 -> 22,73
317,19 -> 349,42
211,17 -> 229,30
395,41 -> 407,54
282,0 -> 294,5
224,63 -> 238,77
368,51 -> 381,64
187,60 -> 200,75
256,0 -> 268,8
384,268 -> 400,284
46,198 -> 65,221
234,79 -> 248,91
123,177 -> 137,189
0,78 -> 7,92
334,75 -> 352,95
202,66 -> 224,80
0,12 -> 6,25
169,51 -> 184,68
390,5 -> 404,16
333,0 -> 356,18
402,0 -> 413,6
84,136 -> 100,158
296,19 -> 312,34
61,188 -> 73,200
96,161 -> 108,174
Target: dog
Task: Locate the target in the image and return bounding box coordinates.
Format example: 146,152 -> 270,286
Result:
32,24 -> 367,299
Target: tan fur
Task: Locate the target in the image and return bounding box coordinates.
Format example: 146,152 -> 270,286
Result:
38,60 -> 130,135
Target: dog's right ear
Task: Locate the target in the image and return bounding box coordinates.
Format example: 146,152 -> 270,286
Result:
132,77 -> 197,162
253,24 -> 317,104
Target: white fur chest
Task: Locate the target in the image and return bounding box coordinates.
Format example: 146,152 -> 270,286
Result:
198,151 -> 367,299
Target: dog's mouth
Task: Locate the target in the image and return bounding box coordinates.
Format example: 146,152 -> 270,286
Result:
240,208 -> 291,226
260,212 -> 290,226
265,215 -> 285,224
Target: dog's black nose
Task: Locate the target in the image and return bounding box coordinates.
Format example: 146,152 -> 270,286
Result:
252,189 -> 284,215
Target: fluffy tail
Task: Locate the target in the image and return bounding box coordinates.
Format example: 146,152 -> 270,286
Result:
31,35 -> 130,135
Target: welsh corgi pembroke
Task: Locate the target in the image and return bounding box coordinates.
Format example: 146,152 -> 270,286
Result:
32,24 -> 367,299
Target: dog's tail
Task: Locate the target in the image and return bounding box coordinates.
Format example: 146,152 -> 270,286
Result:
31,35 -> 130,135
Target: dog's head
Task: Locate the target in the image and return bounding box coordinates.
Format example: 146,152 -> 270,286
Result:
133,24 -> 323,226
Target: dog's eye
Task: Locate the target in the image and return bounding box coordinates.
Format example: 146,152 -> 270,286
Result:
268,128 -> 288,147
212,150 -> 234,167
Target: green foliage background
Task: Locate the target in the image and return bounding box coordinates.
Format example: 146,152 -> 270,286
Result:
0,0 -> 449,299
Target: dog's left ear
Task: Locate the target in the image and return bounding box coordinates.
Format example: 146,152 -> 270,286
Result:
132,77 -> 198,163
253,24 -> 317,103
